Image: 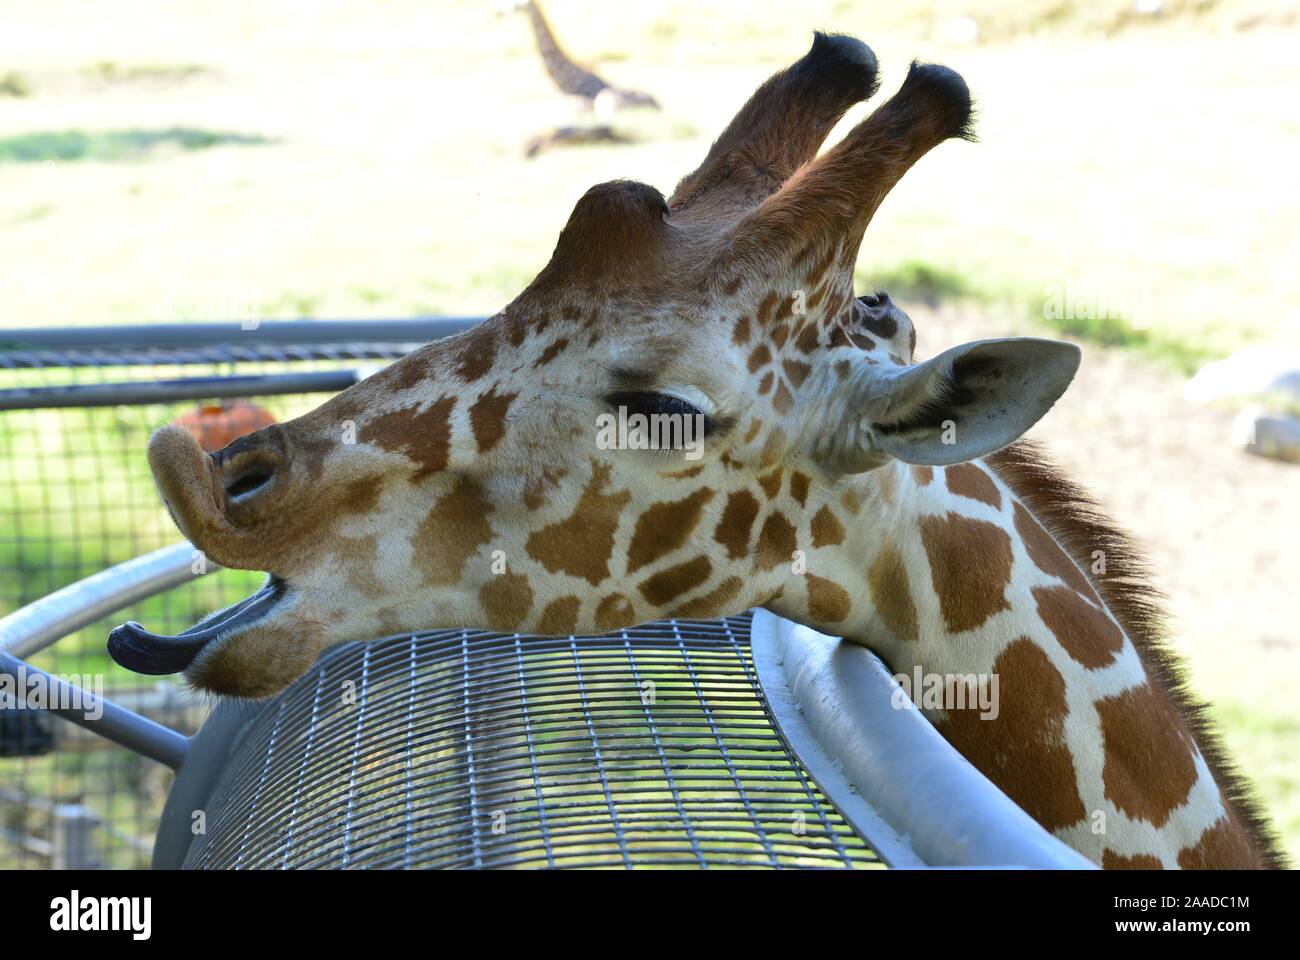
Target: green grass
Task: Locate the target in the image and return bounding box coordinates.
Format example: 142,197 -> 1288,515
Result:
859,260 -> 970,307
0,128 -> 270,164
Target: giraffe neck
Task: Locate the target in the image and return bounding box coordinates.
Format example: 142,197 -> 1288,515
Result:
787,444 -> 1276,868
520,1 -> 607,100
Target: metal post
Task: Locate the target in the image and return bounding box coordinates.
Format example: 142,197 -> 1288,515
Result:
52,804 -> 101,870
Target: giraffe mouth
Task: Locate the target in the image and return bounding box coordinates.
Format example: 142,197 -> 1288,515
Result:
107,575 -> 288,675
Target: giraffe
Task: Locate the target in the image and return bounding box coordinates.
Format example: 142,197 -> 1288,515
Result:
109,33 -> 1285,869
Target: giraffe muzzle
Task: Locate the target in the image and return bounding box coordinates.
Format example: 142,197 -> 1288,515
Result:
106,425 -> 301,677
143,423 -> 292,572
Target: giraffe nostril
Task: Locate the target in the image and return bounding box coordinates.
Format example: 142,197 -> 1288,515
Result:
225,467 -> 275,501
219,447 -> 282,504
213,429 -> 286,506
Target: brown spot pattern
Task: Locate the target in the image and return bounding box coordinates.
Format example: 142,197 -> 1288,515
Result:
639,556 -> 712,606
919,513 -> 1014,633
526,462 -> 630,585
671,576 -> 743,619
338,476 -> 383,517
412,478 -> 494,585
788,471 -> 810,507
454,326 -> 496,381
660,464 -> 704,479
806,573 -> 850,623
359,396 -> 456,481
505,313 -> 528,347
714,491 -> 759,559
1102,850 -> 1163,869
772,381 -> 794,415
754,512 -> 797,571
810,506 -> 845,548
1176,816 -> 1260,869
868,543 -> 918,643
911,465 -> 933,486
757,468 -> 783,499
479,572 -> 534,630
625,488 -> 714,574
848,331 -> 877,352
1033,585 -> 1124,669
1097,681 -> 1199,829
522,466 -> 566,511
536,595 -> 581,635
468,386 -> 516,454
945,462 -> 1001,509
759,428 -> 786,466
937,638 -> 1087,831
595,593 -> 635,631
533,337 -> 569,368
795,323 -> 820,353
1014,502 -> 1101,604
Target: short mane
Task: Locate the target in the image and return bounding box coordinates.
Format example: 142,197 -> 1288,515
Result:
986,439 -> 1288,868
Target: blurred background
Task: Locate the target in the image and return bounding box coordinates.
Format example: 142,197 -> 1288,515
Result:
1,0 -> 1297,867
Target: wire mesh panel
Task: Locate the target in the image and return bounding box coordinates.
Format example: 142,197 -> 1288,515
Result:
184,615 -> 882,869
0,335 -> 423,868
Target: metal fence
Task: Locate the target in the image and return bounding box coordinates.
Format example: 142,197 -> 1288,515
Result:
0,319 -> 474,868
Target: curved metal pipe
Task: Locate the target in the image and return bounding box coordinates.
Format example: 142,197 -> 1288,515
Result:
0,653 -> 189,770
750,609 -> 1096,869
0,541 -> 217,660
0,542 -> 217,769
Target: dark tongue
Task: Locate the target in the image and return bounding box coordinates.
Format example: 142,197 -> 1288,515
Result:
107,579 -> 284,675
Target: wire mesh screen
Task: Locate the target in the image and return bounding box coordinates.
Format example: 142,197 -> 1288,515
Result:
0,338 -> 419,868
185,615 -> 881,869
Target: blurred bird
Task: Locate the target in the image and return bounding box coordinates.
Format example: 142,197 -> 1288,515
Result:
500,0 -> 660,124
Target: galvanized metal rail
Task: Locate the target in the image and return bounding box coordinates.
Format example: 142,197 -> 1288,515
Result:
0,542 -> 212,770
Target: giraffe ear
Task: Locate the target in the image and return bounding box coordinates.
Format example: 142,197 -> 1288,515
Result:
867,338 -> 1081,466
805,338 -> 1080,473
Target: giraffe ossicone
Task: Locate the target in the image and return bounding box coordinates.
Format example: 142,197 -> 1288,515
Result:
109,32 -> 1285,870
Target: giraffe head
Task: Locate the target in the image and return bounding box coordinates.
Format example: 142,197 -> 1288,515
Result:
111,33 -> 1079,698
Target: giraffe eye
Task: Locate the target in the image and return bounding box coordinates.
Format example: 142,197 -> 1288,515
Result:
605,392 -> 715,434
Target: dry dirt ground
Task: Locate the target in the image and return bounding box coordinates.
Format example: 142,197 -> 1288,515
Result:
919,305 -> 1300,854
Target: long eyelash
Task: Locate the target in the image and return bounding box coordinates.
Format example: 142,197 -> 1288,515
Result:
606,391 -> 703,420
604,391 -> 717,438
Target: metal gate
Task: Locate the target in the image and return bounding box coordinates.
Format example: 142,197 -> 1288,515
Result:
0,319 -> 472,867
